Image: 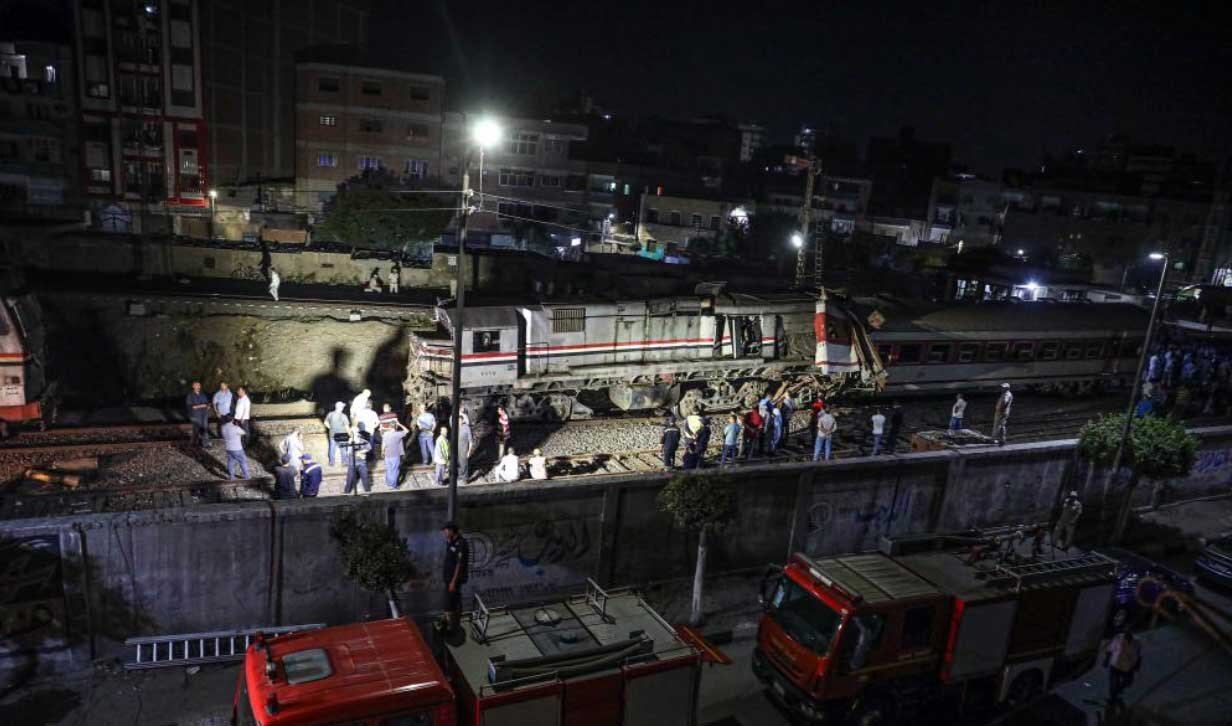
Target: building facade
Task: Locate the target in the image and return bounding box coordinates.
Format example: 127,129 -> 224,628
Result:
0,40 -> 79,212
199,0 -> 370,191
70,0 -> 208,223
294,60 -> 445,210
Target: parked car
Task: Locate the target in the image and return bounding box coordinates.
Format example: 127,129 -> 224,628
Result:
1195,534 -> 1232,589
1098,547 -> 1195,631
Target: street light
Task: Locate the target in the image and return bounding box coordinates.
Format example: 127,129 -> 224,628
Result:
447,117 -> 502,521
207,188 -> 218,239
1108,250 -> 1169,544
790,232 -> 804,249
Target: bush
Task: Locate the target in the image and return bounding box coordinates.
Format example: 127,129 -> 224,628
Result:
1077,413 -> 1198,480
330,510 -> 416,596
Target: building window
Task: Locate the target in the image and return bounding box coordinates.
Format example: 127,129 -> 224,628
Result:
407,123 -> 430,139
691,214 -> 702,228
361,80 -> 382,95
409,85 -> 430,100
552,307 -> 586,333
318,77 -> 339,93
316,153 -> 337,168
710,215 -> 720,230
359,118 -> 383,133
539,174 -> 561,188
670,211 -> 681,226
358,156 -> 382,171
506,132 -> 538,155
498,168 -> 534,187
544,138 -> 567,155
89,168 -> 111,183
44,65 -> 56,83
404,159 -> 428,178
647,208 -> 659,223
319,115 -> 336,127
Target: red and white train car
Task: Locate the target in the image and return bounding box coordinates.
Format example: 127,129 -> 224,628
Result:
0,295 -> 50,434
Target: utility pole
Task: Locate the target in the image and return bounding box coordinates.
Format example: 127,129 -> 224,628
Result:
795,157 -> 822,289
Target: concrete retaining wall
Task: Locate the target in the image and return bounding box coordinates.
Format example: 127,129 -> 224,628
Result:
4,427 -> 1232,682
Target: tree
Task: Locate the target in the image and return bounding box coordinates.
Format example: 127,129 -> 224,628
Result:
316,171 -> 456,256
657,474 -> 735,626
1078,413 -> 1198,542
331,510 -> 416,617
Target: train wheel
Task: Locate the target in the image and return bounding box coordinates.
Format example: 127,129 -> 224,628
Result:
545,394 -> 575,422
675,389 -> 704,417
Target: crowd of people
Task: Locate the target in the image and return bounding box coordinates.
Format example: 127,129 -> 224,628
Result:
1138,334 -> 1232,419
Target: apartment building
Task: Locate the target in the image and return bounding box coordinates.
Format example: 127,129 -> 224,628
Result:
0,40 -> 78,211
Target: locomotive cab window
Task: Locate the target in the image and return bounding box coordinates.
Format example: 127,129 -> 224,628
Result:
927,343 -> 950,364
898,344 -> 922,364
957,343 -> 980,363
984,342 -> 1008,362
1013,342 -> 1035,361
472,330 -> 501,353
1039,341 -> 1060,360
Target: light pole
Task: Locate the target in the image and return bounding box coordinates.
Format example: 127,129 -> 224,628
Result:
447,117 -> 501,522
1107,251 -> 1169,544
207,188 -> 217,239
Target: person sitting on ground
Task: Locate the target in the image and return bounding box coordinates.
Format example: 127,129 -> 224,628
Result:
528,448 -> 549,480
496,448 -> 521,482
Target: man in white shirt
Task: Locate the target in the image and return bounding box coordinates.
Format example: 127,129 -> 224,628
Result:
350,389 -> 371,425
528,449 -> 549,480
813,410 -> 837,461
870,410 -> 886,456
356,401 -> 381,449
950,394 -> 967,431
496,448 -> 521,482
993,383 -> 1013,445
233,387 -> 252,444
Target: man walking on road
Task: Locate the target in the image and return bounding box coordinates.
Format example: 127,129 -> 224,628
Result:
1054,490 -> 1083,549
221,416 -> 250,480
993,383 -> 1013,445
813,408 -> 837,461
950,394 -> 966,431
1105,630 -> 1142,704
870,409 -> 886,456
661,416 -> 681,470
323,402 -> 350,467
186,381 -> 210,448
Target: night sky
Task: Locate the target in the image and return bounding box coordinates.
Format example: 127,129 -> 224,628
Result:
372,0 -> 1229,175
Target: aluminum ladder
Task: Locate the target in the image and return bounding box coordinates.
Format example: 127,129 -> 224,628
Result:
124,623 -> 325,670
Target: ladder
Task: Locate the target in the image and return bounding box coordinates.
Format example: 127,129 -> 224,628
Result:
990,552 -> 1117,592
124,623 -> 325,670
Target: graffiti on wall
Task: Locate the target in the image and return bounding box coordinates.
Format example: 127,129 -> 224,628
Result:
1191,448 -> 1232,478
806,490 -> 916,550
0,535 -> 66,648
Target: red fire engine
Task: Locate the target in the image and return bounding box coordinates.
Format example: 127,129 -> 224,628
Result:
753,533 -> 1117,723
233,580 -> 709,726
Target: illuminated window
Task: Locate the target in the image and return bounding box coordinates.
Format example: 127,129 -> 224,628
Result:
358,156 -> 382,171
316,153 -> 337,168
319,115 -> 336,127
44,65 -> 56,83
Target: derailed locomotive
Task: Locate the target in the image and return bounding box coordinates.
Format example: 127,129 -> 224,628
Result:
0,293 -> 52,434
405,291 -> 885,419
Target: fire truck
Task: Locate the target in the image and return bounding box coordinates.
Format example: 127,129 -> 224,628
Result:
232,580 -> 710,725
752,533 -> 1118,724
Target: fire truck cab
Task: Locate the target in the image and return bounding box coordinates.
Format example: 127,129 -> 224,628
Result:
753,533 -> 1117,723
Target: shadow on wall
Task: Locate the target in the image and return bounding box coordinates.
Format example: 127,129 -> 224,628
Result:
364,327 -> 408,412
40,302 -> 129,408
310,347 -> 356,418
0,534 -> 154,707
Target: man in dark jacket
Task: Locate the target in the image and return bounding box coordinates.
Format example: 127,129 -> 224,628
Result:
694,416 -> 712,467
273,453 -> 298,499
299,453 -> 323,497
661,416 -> 681,469
886,402 -> 904,454
185,381 -> 210,448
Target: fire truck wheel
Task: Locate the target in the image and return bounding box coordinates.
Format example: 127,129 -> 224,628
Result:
848,697 -> 895,726
1005,668 -> 1044,707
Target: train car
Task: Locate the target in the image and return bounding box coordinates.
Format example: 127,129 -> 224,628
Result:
859,300 -> 1149,394
0,294 -> 51,434
406,291 -> 883,419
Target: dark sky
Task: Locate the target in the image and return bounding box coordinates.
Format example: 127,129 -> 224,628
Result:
372,0 -> 1229,175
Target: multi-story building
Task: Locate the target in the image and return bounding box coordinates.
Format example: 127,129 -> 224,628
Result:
199,1 -> 370,191
760,174 -> 873,238
636,192 -> 743,250
70,0 -> 207,225
927,175 -> 1006,248
737,122 -> 764,163
0,40 -> 78,212
294,58 -> 445,210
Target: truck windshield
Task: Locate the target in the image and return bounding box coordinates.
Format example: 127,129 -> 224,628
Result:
769,577 -> 842,656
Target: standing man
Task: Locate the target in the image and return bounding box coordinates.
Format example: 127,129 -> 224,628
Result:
357,401 -> 381,457
389,260 -> 401,294
211,381 -> 233,439
950,394 -> 967,431
344,424 -> 373,494
323,402 -> 350,467
779,392 -> 796,443
382,418 -> 409,489
870,408 -> 886,456
378,403 -> 400,434
1054,490 -> 1083,549
221,416 -> 250,480
495,405 -> 512,458
1104,630 -> 1142,705
720,414 -> 741,466
744,405 -> 763,459
299,453 -> 322,498
441,522 -> 470,635
233,386 -> 252,435
273,453 -> 298,499
433,426 -> 450,486
768,403 -> 783,452
350,389 -> 372,425
279,429 -> 304,472
185,381 -> 210,448
416,404 -> 437,466
813,407 -> 837,461
457,411 -> 474,483
661,416 -> 681,470
695,416 -> 712,467
887,402 -> 903,454
268,267 -> 281,301
993,383 -> 1013,445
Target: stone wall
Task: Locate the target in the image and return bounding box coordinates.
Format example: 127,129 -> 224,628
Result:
4,426 -> 1231,682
